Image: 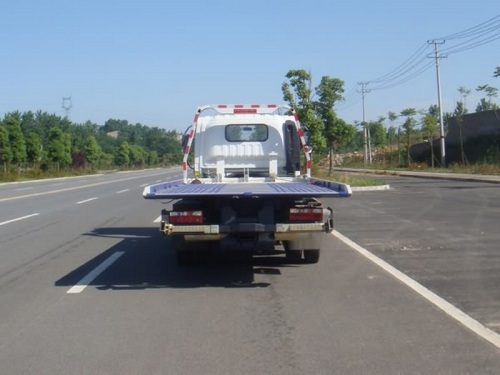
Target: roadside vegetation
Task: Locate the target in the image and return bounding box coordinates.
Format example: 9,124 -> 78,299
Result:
281,67 -> 499,177
0,111 -> 182,183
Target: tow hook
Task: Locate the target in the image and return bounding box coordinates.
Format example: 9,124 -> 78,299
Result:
324,207 -> 334,232
160,221 -> 173,235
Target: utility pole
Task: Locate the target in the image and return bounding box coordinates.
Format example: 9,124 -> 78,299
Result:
428,40 -> 447,167
357,82 -> 372,164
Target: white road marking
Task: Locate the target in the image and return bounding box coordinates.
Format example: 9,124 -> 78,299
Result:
140,183 -> 149,187
0,213 -> 40,227
0,170 -> 167,203
155,179 -> 162,183
67,251 -> 125,294
154,216 -> 161,223
116,189 -> 130,194
76,197 -> 98,205
333,230 -> 500,349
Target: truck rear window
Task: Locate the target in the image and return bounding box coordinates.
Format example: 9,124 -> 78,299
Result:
225,124 -> 268,142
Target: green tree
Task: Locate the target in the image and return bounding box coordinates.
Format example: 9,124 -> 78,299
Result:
0,125 -> 12,174
147,150 -> 159,166
454,101 -> 468,164
314,75 -> 349,173
421,113 -> 438,167
115,141 -> 130,167
282,69 -> 326,153
47,127 -> 71,170
85,135 -> 101,170
457,87 -> 471,113
494,66 -> 500,78
5,116 -> 26,168
25,133 -> 42,166
386,111 -> 398,165
476,84 -> 499,111
129,144 -> 146,167
475,98 -> 499,112
400,108 -> 417,166
369,120 -> 387,148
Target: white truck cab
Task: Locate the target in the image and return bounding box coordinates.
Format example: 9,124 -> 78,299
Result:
182,104 -> 309,182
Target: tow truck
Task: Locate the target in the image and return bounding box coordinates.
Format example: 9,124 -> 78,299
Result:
143,104 -> 351,264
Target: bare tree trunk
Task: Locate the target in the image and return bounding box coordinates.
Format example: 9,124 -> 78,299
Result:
429,135 -> 435,168
328,142 -> 334,176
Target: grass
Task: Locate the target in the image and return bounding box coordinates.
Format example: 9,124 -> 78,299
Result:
313,166 -> 386,187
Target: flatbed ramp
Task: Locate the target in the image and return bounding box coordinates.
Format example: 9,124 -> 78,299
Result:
143,178 -> 352,199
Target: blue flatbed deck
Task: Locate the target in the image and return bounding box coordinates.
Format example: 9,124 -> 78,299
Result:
143,178 -> 351,199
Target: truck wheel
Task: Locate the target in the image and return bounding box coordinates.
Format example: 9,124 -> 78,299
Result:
304,249 -> 320,264
286,250 -> 303,264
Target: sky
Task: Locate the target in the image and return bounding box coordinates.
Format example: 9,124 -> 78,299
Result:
1,0 -> 499,131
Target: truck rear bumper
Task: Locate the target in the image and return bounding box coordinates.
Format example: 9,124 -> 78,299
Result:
160,221 -> 330,241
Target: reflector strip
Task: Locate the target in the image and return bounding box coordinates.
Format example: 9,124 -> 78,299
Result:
234,108 -> 257,114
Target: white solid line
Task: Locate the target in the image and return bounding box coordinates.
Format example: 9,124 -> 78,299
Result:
67,251 -> 125,294
76,197 -> 98,205
0,213 -> 40,227
116,189 -> 130,194
154,216 -> 162,223
333,230 -> 500,349
140,183 -> 149,187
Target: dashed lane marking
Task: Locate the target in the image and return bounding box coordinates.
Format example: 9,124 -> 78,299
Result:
76,197 -> 98,205
116,189 -> 130,194
0,213 -> 40,227
67,251 -> 125,294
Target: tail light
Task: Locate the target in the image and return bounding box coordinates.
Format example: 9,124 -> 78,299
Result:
169,211 -> 203,224
289,208 -> 323,222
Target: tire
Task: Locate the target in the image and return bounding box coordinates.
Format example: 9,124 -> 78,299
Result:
304,249 -> 320,264
286,250 -> 303,264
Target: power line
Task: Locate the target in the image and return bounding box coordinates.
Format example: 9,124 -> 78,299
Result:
443,31 -> 500,55
435,14 -> 500,40
360,14 -> 500,92
367,42 -> 429,85
370,60 -> 435,91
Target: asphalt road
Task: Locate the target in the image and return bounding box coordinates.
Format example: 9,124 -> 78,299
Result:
0,169 -> 499,374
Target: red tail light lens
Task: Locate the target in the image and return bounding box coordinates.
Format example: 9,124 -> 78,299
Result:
169,211 -> 203,224
289,208 -> 323,222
